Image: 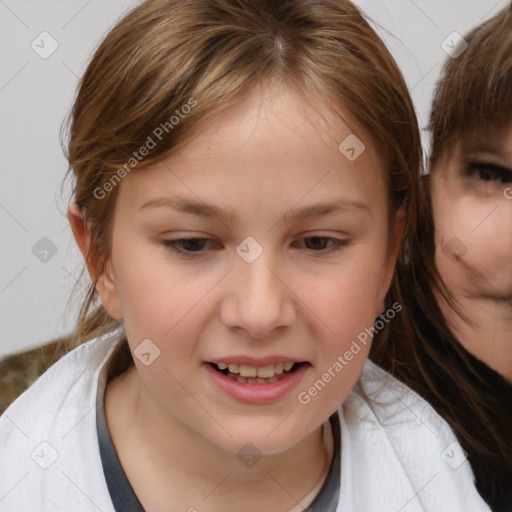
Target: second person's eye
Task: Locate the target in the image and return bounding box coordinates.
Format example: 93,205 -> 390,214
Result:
467,162 -> 512,183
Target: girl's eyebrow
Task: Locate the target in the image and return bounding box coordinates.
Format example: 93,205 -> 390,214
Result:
138,196 -> 372,223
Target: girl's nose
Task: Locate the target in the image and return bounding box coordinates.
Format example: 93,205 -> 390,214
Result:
219,251 -> 296,340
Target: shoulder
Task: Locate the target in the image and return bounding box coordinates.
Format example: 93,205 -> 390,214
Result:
336,359 -> 491,512
346,358 -> 451,436
1,328 -> 122,431
0,328 -> 123,512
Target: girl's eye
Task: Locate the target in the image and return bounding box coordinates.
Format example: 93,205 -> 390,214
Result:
161,238 -> 214,256
467,162 -> 512,183
295,236 -> 348,252
160,236 -> 348,257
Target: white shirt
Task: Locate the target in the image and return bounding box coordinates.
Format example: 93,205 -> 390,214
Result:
0,328 -> 491,512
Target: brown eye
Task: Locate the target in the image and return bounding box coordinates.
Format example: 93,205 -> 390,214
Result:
161,238 -> 215,256
304,237 -> 332,250
297,236 -> 349,252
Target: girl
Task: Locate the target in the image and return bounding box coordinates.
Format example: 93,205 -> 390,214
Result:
0,1 -> 490,510
372,5 -> 512,511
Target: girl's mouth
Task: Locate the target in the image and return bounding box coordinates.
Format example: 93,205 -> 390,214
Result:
205,356 -> 310,403
209,361 -> 304,384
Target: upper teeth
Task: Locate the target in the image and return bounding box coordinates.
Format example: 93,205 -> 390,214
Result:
217,362 -> 294,378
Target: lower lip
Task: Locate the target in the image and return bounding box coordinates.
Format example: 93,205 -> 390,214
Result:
203,363 -> 309,404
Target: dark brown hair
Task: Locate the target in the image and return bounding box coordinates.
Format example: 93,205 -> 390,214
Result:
371,6 -> 512,511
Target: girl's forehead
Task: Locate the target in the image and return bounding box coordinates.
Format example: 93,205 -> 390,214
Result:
151,86 -> 380,184
118,128 -> 385,231
188,84 -> 357,152
114,84 -> 387,222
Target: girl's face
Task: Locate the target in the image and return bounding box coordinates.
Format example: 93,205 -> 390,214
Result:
99,83 -> 402,454
431,125 -> 512,354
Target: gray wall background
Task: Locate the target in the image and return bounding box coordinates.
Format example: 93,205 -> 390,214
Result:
0,0 -> 508,356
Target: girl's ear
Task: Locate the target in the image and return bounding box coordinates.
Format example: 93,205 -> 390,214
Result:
68,203 -> 123,320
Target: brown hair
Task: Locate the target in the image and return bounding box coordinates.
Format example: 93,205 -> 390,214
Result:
430,4 -> 512,167
371,6 -> 512,511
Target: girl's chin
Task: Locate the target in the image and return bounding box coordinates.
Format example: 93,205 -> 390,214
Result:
199,422 -> 315,458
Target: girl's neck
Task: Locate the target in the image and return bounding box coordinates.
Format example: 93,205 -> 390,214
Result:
104,365 -> 333,512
